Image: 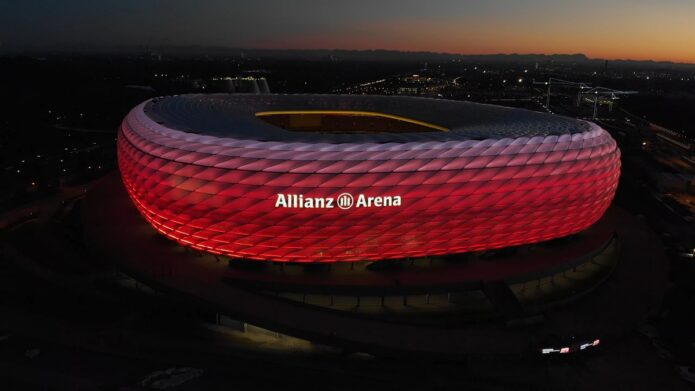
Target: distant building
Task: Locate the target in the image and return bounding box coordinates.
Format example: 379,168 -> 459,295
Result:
209,76 -> 270,94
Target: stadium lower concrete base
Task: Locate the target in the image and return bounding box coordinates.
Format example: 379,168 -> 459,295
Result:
82,172 -> 668,359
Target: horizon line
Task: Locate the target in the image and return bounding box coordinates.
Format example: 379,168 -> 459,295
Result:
2,44 -> 694,66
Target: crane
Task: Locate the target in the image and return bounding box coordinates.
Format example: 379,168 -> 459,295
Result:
580,87 -> 637,119
533,78 -> 591,111
534,77 -> 636,119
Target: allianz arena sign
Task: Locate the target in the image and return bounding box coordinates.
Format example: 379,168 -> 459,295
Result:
275,193 -> 403,210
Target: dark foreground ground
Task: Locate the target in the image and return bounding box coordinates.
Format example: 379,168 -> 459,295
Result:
0,178 -> 689,390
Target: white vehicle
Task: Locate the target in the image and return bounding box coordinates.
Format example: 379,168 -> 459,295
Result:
140,367 -> 204,390
678,247 -> 695,258
651,339 -> 674,360
677,366 -> 695,386
638,324 -> 659,340
24,349 -> 40,359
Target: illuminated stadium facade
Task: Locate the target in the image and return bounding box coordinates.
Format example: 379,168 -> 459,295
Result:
117,94 -> 621,263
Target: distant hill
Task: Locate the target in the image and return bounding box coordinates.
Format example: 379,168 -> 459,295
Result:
3,44 -> 695,69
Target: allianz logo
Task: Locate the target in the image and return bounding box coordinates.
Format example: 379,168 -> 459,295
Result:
275,193 -> 402,210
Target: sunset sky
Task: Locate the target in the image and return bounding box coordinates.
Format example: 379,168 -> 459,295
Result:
2,0 -> 695,63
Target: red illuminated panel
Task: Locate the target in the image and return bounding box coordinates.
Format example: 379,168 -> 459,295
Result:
117,101 -> 620,263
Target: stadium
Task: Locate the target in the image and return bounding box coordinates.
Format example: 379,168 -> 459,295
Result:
117,94 -> 620,263
81,93 -> 650,358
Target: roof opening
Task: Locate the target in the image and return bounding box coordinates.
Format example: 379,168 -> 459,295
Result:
255,110 -> 448,134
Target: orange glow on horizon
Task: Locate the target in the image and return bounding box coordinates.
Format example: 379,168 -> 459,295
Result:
251,13 -> 695,64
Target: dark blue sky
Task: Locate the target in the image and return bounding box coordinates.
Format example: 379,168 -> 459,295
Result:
2,0 -> 694,62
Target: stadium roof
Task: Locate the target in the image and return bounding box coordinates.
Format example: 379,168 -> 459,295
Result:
143,94 -> 592,143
